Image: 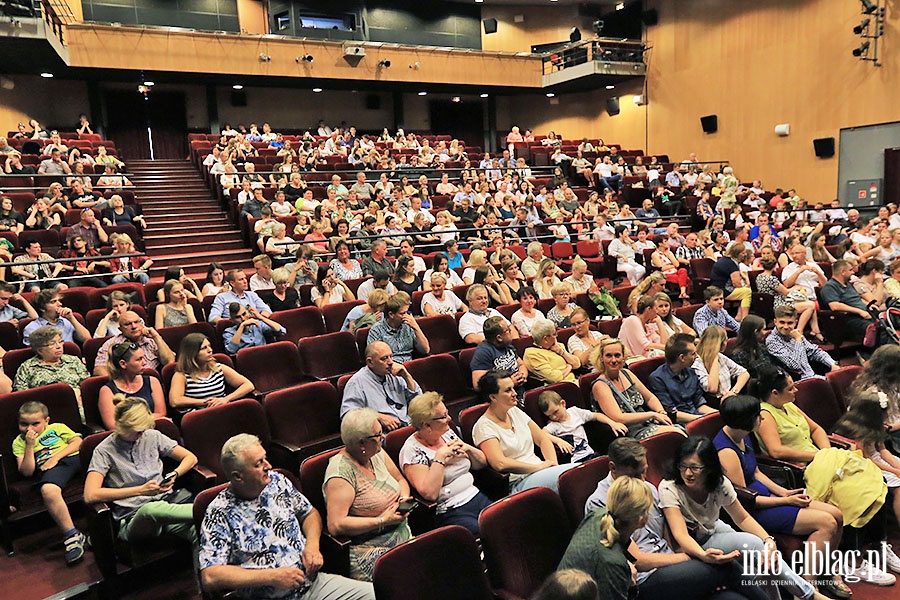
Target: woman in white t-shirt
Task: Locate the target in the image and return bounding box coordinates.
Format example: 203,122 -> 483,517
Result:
421,272 -> 467,316
472,371 -> 576,493
659,436 -> 824,600
566,307 -> 607,366
400,392 -> 492,535
511,286 -> 544,338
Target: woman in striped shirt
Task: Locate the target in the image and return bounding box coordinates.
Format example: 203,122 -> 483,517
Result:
168,333 -> 254,413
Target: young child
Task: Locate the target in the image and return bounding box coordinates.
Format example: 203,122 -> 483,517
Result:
13,401 -> 86,564
538,390 -> 627,463
549,212 -> 570,243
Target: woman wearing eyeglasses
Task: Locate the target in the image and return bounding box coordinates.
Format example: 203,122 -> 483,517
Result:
659,436 -> 828,600
399,392 -> 491,536
324,407 -> 413,582
97,342 -> 167,430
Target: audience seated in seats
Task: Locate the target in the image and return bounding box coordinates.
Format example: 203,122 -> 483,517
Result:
399,392 -> 492,536
356,270 -> 396,303
473,369 -> 577,493
423,253 -> 463,290
58,235 -> 108,288
199,433 -> 376,599
511,285 -> 543,337
13,398 -> 86,564
653,293 -> 695,338
581,438 -> 759,600
458,284 -> 517,345
709,244 -> 752,322
421,271 -> 466,316
343,289 -> 389,334
619,295 -> 667,360
693,286 -> 740,336
658,436 -> 828,600
540,389 -> 626,462
765,305 -> 836,381
534,257 -> 562,300
330,240 -> 363,281
249,255 -> 275,292
628,272 -> 667,316
819,259 -> 874,341
93,310 -> 175,377
94,290 -> 133,338
264,222 -> 300,268
590,338 -> 683,440
66,207 -> 108,249
12,240 -> 68,292
22,289 -> 91,346
168,333 -> 253,414
726,315 -> 775,379
340,341 -> 423,431
692,326 -> 749,401
207,269 -> 273,323
521,242 -> 549,279
155,279 -> 197,330
288,244 -> 320,289
258,267 -> 300,312
222,301 -> 285,355
84,397 -> 197,544
755,256 -> 822,341
324,407 -> 414,582
470,315 -> 528,393
523,319 -> 580,384
715,395 -> 851,597
850,345 -> 900,449
97,342 -> 166,429
108,234 -> 152,285
393,256 -> 422,296
566,307 -> 606,364
15,326 -> 82,395
366,293 -> 428,363
608,226 -> 646,286
648,334 -> 719,424
306,264 -> 350,308
546,282 -> 578,329
0,280 -> 37,325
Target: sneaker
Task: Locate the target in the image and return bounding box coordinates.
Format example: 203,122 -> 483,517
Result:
64,531 -> 85,565
851,560 -> 896,586
885,544 -> 900,574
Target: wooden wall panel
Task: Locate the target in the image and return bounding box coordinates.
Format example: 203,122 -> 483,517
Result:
237,0 -> 267,35
480,6 -> 593,53
65,24 -> 542,88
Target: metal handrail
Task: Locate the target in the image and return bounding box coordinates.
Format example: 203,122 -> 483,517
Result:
540,36 -> 647,76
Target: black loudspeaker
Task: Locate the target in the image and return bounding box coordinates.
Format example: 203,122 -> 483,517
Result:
641,9 -> 658,26
813,137 -> 835,158
483,18 -> 498,34
365,94 -> 381,110
230,90 -> 247,107
700,114 -> 718,134
606,96 -> 620,116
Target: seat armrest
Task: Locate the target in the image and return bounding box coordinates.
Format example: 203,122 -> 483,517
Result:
472,467 -> 510,501
319,533 -> 351,577
84,500 -> 119,580
185,464 -> 219,492
268,439 -> 303,473
491,590 -> 526,600
735,485 -> 758,512
406,494 -> 437,536
828,434 -> 854,450
0,453 -> 12,518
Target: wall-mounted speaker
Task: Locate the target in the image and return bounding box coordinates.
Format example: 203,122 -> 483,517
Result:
230,90 -> 247,107
813,137 -> 835,158
641,9 -> 658,26
606,96 -> 620,116
483,18 -> 498,34
365,94 -> 381,110
700,114 -> 718,134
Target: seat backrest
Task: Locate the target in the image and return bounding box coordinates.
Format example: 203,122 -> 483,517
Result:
80,375 -> 112,431
479,487 -> 573,599
299,447 -> 342,516
826,365 -> 862,411
192,483 -> 229,533
458,403 -> 489,445
296,331 -> 361,380
158,321 -> 221,355
264,382 -> 341,448
403,353 -> 468,397
690,257 -> 714,280
640,430 -> 685,486
794,377 -> 844,431
81,335 -> 112,373
321,300 -> 364,332
557,455 -> 610,527
271,306 -> 326,344
181,399 -> 270,483
374,525 -> 493,600
685,411 -> 724,439
235,341 -> 306,396
578,371 -> 602,410
383,425 -> 415,467
630,356 -> 665,387
415,314 -> 460,354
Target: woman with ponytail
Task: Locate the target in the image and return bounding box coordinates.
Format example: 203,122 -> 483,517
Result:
559,476 -> 653,600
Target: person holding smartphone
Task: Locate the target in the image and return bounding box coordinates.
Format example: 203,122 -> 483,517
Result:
399,392 -> 492,536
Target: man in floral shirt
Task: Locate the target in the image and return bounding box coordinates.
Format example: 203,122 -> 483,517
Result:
199,434 -> 374,600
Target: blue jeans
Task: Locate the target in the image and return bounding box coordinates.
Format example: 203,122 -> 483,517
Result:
113,272 -> 150,284
701,521 -> 815,600
435,491 -> 494,536
510,463 -> 578,493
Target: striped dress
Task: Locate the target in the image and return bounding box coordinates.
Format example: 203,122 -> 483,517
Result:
180,369 -> 226,412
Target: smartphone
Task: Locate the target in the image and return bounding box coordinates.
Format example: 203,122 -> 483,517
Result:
160,472 -> 176,487
397,499 -> 419,514
441,429 -> 459,443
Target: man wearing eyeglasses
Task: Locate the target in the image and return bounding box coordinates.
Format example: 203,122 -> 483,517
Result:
93,310 -> 174,377
340,341 -> 422,431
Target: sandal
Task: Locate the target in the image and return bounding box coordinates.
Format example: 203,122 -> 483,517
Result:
810,332 -> 826,344
820,577 -> 852,599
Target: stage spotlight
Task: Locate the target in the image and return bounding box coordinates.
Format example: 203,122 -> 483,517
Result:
853,18 -> 870,34
569,27 -> 581,43
377,60 -> 391,68
860,0 -> 877,14
853,40 -> 870,56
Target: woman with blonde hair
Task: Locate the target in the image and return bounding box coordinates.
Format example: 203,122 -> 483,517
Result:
462,249 -> 488,285
627,271 -> 666,315
564,258 -> 598,295
155,279 -> 197,329
559,476 -> 653,600
534,257 -> 562,300
98,342 -> 167,430
84,396 -> 198,544
109,233 -> 153,284
691,325 -> 749,401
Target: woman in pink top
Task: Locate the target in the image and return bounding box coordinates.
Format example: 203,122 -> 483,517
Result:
619,295 -> 669,359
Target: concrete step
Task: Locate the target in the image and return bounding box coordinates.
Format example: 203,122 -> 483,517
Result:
147,239 -> 246,254
145,219 -> 230,230
148,249 -> 254,269
145,231 -> 243,246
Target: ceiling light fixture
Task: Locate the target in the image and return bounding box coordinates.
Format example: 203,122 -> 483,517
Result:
143,81 -> 155,86
605,85 -> 615,89
418,91 -> 427,96
40,72 -> 53,78
480,93 -> 489,98
312,87 -> 323,93
232,84 -> 244,90
546,92 -> 555,97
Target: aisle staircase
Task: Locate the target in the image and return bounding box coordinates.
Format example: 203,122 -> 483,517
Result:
128,159 -> 254,280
